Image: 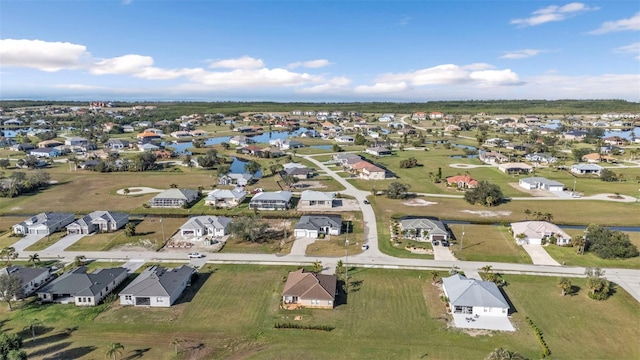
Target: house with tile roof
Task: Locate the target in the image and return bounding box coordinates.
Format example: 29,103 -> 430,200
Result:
510,221 -> 571,246
282,269 -> 337,309
298,190 -> 334,208
37,266 -> 128,306
446,175 -> 479,189
119,265 -> 195,307
399,217 -> 449,242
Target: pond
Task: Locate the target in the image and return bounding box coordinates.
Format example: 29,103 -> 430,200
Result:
166,128 -> 311,154
310,145 -> 333,150
604,127 -> 639,140
230,156 -> 262,178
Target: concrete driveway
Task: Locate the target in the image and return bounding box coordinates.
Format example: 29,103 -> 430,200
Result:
43,233 -> 86,252
433,243 -> 458,261
11,234 -> 47,252
290,236 -> 316,256
522,244 -> 561,266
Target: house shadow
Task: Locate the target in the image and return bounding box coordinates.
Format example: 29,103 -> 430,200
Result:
28,341 -> 71,358
499,287 -> 518,316
123,347 -> 151,360
334,279 -> 348,306
173,271 -> 212,305
43,345 -> 96,360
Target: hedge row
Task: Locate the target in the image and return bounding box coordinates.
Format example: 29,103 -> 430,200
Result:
526,317 -> 551,358
274,323 -> 334,332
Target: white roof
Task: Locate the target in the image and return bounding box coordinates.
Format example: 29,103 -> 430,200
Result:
510,221 -> 570,240
300,190 -> 334,202
443,274 -> 509,309
207,188 -> 246,200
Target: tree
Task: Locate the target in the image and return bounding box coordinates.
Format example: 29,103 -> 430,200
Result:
281,174 -> 299,189
74,255 -> 86,267
269,162 -> 284,176
430,271 -> 441,284
0,159 -> 11,169
244,160 -> 261,175
228,216 -> 269,243
332,144 -> 343,152
485,347 -> 528,360
0,247 -> 18,265
0,273 -> 24,310
583,224 -> 639,259
169,183 -> 178,189
386,182 -> 411,199
27,253 -> 40,268
217,164 -> 231,177
599,168 -> 618,182
312,260 -> 323,273
6,349 -> 28,360
171,338 -> 181,355
25,318 -> 42,341
584,267 -> 610,300
0,333 -> 24,359
124,223 -> 136,238
106,342 -> 125,360
464,181 -> 504,207
557,277 -> 572,296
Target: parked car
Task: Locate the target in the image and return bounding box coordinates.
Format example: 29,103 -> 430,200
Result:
432,240 -> 440,246
441,240 -> 450,247
363,200 -> 370,204
188,252 -> 205,258
361,244 -> 369,250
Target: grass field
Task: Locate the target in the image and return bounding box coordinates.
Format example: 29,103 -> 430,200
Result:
2,265 -> 638,359
449,224 -> 533,263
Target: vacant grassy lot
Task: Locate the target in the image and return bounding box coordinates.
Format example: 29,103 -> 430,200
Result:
1,265 -> 639,359
449,224 -> 532,264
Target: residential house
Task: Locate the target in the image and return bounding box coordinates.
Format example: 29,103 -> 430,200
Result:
37,266 -> 128,306
136,131 -> 162,144
10,143 -> 35,152
518,177 -> 564,192
37,140 -> 63,148
350,161 -> 386,180
119,265 -> 195,307
399,217 -> 449,242
28,148 -> 61,158
484,138 -> 511,148
600,145 -> 624,154
299,190 -> 334,208
429,112 -> 443,119
205,188 -> 247,208
239,145 -> 264,157
333,153 -> 362,167
282,269 -> 337,309
218,173 -> 254,187
65,137 -> 89,147
294,214 -> 342,238
269,138 -> 304,150
570,163 -> 603,176
0,266 -> 51,299
524,153 -> 557,164
442,274 -> 513,331
138,143 -> 160,152
229,135 -> 254,147
148,189 -> 199,208
479,151 -> 508,164
249,191 -> 293,210
261,147 -> 285,158
179,216 -> 232,238
105,139 -> 130,150
511,221 -> 571,245
4,119 -> 22,126
365,147 -> 392,156
412,112 -> 427,121
563,130 -> 587,141
284,166 -> 311,180
334,135 -> 355,144
190,129 -> 207,137
13,212 -> 75,235
0,137 -> 16,147
446,175 -> 479,189
170,131 -> 192,139
498,162 -> 533,174
582,153 -> 617,163
66,211 -> 129,235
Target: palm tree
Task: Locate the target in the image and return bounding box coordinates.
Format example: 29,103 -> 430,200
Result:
171,338 -> 181,355
74,255 -> 86,267
485,347 -> 527,360
430,271 -> 441,284
1,246 -> 18,265
557,277 -> 572,296
25,318 -> 42,341
27,253 -> 40,268
122,188 -> 130,195
106,342 -> 125,360
523,209 -> 531,219
312,260 -> 323,274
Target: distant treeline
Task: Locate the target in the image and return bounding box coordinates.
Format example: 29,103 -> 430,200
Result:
2,99 -> 639,116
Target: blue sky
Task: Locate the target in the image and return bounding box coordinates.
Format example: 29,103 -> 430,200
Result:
1,1 -> 639,101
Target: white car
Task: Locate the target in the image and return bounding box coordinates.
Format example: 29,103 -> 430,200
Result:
361,244 -> 369,250
188,252 -> 205,259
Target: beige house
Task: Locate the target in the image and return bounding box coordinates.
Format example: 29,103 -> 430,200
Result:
299,190 -> 334,208
282,269 -> 337,309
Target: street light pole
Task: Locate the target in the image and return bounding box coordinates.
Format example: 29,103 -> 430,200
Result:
460,229 -> 465,251
345,221 -> 349,294
160,217 -> 165,245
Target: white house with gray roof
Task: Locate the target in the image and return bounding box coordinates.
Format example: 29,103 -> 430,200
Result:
399,217 -> 449,242
442,274 -> 514,331
149,189 -> 199,208
119,265 -> 195,307
205,188 -> 246,208
179,216 -> 232,238
299,190 -> 334,208
37,266 -> 128,306
66,211 -> 129,235
249,191 -> 293,210
510,221 -> 571,246
218,173 -> 254,187
0,266 -> 52,299
13,212 -> 75,235
518,177 -> 564,192
294,215 -> 342,238
570,163 -> 603,176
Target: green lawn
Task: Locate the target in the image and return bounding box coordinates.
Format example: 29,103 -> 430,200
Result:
449,224 -> 532,264
24,232 -> 67,251
1,264 -> 639,359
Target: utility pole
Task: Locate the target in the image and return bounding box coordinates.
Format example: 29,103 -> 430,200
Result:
460,228 -> 465,251
160,217 -> 165,245
345,221 -> 349,294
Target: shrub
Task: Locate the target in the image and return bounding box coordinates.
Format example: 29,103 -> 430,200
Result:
274,323 -> 334,331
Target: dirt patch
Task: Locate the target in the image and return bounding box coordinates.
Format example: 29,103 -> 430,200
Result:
460,210 -> 511,217
507,183 -> 556,197
403,199 -> 438,206
292,181 -> 327,189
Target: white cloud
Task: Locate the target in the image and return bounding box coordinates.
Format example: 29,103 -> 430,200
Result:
613,42 -> 640,60
288,59 -> 331,69
188,68 -> 322,88
297,76 -> 351,94
462,63 -> 495,71
91,54 -> 154,75
378,64 -> 470,85
500,49 -> 545,59
0,39 -> 90,72
469,69 -> 523,86
208,56 -> 264,69
353,82 -> 410,94
589,12 -> 640,34
51,84 -> 107,90
511,2 -> 598,27
398,17 -> 412,26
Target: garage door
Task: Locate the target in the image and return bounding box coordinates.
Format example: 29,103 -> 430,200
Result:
432,235 -> 446,241
294,229 -> 308,238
